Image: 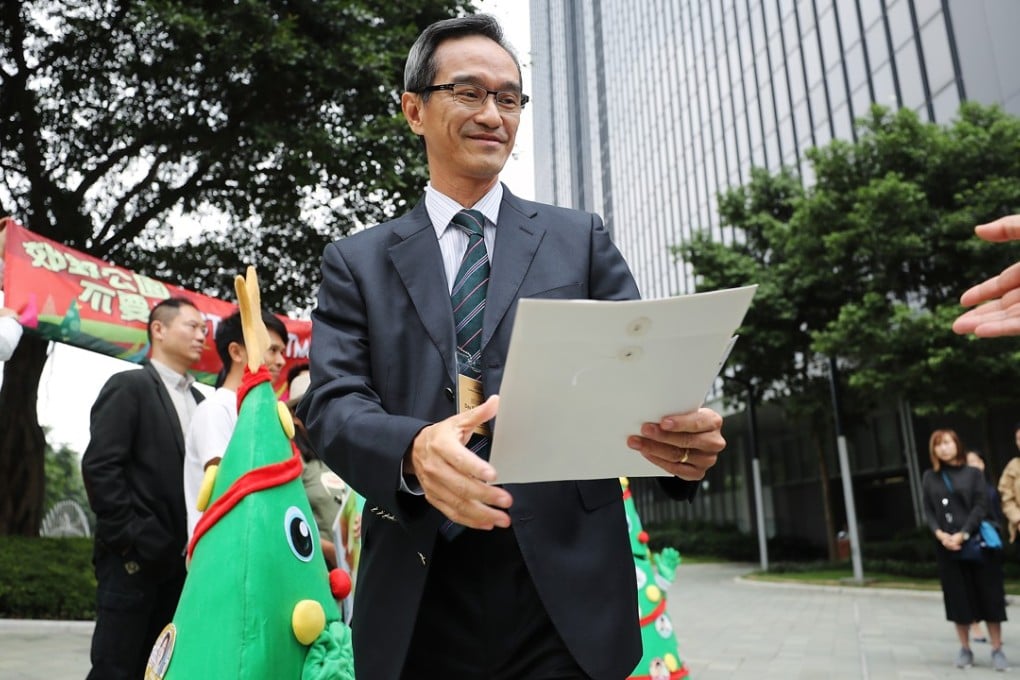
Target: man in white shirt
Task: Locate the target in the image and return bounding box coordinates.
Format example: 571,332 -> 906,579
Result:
0,307 -> 23,361
183,309 -> 288,540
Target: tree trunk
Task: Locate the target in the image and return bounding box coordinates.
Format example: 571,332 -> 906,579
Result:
0,334 -> 49,535
813,427 -> 838,561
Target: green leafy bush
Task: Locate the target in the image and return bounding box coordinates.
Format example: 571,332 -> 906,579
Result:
646,520 -> 826,562
647,521 -> 1020,582
0,536 -> 95,620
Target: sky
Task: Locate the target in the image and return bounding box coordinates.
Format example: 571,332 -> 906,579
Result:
27,1 -> 534,454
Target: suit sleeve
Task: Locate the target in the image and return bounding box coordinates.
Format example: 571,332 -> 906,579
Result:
81,374 -> 142,555
300,241 -> 430,524
587,213 -> 699,501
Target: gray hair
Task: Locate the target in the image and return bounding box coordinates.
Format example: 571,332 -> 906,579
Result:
403,13 -> 522,97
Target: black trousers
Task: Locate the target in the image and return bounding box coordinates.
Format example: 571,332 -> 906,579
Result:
401,526 -> 591,679
86,550 -> 186,680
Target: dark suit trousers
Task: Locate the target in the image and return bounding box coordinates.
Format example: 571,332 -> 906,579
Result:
86,550 -> 185,680
402,527 -> 592,680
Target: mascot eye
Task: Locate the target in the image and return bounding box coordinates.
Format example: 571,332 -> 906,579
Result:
284,506 -> 314,562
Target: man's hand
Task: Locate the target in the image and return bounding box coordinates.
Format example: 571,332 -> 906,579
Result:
627,407 -> 725,479
953,215 -> 1020,337
407,395 -> 512,530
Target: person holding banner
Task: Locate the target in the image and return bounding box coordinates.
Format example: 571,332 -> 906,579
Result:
0,307 -> 23,361
82,297 -> 207,680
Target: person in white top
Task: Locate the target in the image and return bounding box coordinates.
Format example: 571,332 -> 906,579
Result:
183,309 -> 288,541
0,307 -> 23,361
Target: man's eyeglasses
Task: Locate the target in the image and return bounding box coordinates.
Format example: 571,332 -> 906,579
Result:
418,83 -> 529,114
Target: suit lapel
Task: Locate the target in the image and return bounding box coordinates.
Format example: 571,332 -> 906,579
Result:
144,362 -> 187,459
388,202 -> 459,383
483,189 -> 543,352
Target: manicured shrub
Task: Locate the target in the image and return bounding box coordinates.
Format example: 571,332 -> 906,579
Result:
0,536 -> 95,620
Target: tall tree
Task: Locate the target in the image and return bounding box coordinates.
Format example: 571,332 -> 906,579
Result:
681,103 -> 1020,554
0,0 -> 473,534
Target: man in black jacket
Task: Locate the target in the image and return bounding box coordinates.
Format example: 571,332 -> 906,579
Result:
82,297 -> 207,680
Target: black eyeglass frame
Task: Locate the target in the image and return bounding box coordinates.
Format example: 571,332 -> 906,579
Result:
417,83 -> 530,112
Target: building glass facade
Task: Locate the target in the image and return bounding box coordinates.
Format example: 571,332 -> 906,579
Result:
531,0 -> 1020,298
529,0 -> 1020,543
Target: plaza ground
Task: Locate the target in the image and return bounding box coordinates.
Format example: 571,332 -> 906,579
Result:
0,562 -> 1011,679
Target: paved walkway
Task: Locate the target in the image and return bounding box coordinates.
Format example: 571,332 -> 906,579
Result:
0,562 -> 1011,678
674,563 -> 1010,679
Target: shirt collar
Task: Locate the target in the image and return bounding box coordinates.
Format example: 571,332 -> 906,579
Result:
425,182 -> 503,238
149,358 -> 195,392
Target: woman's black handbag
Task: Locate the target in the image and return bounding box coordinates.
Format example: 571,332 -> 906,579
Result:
956,534 -> 984,561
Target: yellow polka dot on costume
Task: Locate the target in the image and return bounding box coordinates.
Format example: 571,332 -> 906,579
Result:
665,654 -> 678,671
277,401 -> 295,439
645,584 -> 661,602
196,465 -> 219,511
291,599 -> 325,645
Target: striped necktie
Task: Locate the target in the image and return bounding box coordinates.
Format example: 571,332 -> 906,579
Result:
442,209 -> 491,540
450,209 -> 489,377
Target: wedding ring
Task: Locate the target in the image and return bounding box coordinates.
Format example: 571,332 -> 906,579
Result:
680,450 -> 690,464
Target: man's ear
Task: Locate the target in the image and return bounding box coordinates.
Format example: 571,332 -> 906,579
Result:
228,341 -> 248,367
401,91 -> 426,136
149,320 -> 165,342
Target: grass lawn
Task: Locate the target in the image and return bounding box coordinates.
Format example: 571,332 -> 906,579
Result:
744,566 -> 1020,596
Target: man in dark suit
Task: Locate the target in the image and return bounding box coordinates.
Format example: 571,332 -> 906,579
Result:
300,14 -> 726,679
82,297 -> 207,680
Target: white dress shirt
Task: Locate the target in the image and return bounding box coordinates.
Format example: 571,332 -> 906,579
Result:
149,358 -> 199,437
425,182 -> 502,292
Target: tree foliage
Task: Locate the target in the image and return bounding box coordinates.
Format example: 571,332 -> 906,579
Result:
43,437 -> 89,516
681,104 -> 1020,557
0,0 -> 474,534
683,103 -> 1020,420
2,0 -> 473,309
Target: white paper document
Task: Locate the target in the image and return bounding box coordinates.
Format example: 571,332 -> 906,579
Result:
488,285 -> 757,483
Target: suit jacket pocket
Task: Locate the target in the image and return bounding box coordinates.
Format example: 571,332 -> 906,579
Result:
522,282 -> 584,299
576,479 -> 622,511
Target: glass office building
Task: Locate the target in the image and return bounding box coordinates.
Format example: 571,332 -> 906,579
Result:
529,0 -> 1020,543
531,0 -> 1020,298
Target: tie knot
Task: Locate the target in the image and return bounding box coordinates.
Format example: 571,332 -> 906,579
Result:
451,209 -> 486,238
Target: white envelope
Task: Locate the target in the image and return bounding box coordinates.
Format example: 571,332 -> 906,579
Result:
488,285 -> 756,483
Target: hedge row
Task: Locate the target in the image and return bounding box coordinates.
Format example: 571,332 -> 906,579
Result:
0,536 -> 95,620
646,520 -> 1020,580
3,528 -> 1019,620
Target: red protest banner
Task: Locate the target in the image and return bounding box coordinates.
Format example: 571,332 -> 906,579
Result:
1,217 -> 311,389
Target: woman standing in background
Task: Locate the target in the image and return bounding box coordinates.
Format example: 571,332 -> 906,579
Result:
922,429 -> 1008,671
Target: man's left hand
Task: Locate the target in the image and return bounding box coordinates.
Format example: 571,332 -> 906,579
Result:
627,407 -> 725,479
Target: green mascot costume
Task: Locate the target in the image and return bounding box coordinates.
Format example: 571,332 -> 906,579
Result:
622,477 -> 689,680
144,269 -> 355,680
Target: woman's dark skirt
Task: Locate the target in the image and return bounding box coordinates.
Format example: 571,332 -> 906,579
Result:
935,545 -> 1007,624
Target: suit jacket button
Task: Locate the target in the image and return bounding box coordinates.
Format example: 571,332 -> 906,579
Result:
444,387 -> 455,402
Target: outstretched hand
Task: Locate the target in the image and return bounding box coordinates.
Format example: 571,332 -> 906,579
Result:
407,395 -> 512,530
953,215 -> 1020,337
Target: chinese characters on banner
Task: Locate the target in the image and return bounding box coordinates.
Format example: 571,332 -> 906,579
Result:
1,217 -> 311,388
